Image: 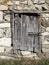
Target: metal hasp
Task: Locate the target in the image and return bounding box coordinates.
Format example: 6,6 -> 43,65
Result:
11,11 -> 42,54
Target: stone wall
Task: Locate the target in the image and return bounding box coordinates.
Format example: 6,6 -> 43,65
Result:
0,11 -> 12,54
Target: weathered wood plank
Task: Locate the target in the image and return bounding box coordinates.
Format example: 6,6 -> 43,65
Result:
20,15 -> 27,50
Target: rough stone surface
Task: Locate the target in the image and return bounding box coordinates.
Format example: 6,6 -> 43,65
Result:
46,0 -> 49,4
42,48 -> 49,53
4,47 -> 13,54
0,5 -> 8,10
0,29 -> 4,38
38,0 -> 45,4
33,0 -> 38,4
0,11 -> 3,21
46,27 -> 49,32
42,44 -> 49,49
27,0 -> 33,6
0,38 -> 11,47
35,4 -> 42,10
6,28 -> 11,38
0,47 -> 4,53
4,14 -> 10,22
0,23 -> 10,28
41,3 -> 48,10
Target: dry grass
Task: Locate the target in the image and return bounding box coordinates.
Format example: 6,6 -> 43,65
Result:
0,57 -> 49,65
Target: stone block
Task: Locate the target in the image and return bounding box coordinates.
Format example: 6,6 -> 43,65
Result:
0,11 -> 3,21
41,3 -> 48,10
46,0 -> 49,3
6,28 -> 11,38
42,44 -> 49,49
42,40 -> 49,44
4,47 -> 13,54
0,5 -> 8,10
21,51 -> 31,56
0,38 -> 11,47
27,0 -> 33,6
33,0 -> 38,3
0,29 -> 4,38
15,1 -> 20,5
0,47 -> 4,53
46,27 -> 49,32
35,4 -> 42,10
42,48 -> 49,53
4,14 -> 10,22
38,0 -> 45,4
0,23 -> 10,28
41,26 -> 46,33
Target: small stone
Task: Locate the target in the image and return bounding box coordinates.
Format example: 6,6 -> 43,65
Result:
42,48 -> 49,53
0,11 -> 3,21
41,3 -> 48,10
42,40 -> 49,44
0,29 -> 4,38
7,1 -> 13,5
28,5 -> 36,10
0,47 -> 4,53
35,4 -> 42,10
4,47 -> 13,54
38,0 -> 45,4
16,5 -> 23,10
41,26 -> 46,33
41,17 -> 49,27
15,1 -> 20,5
6,28 -> 11,38
46,0 -> 49,4
20,1 -> 27,5
46,27 -> 49,32
21,51 -> 31,56
0,5 -> 8,10
42,32 -> 49,36
46,14 -> 49,17
4,14 -> 10,22
0,38 -> 11,47
33,0 -> 38,3
0,23 -> 10,28
27,0 -> 33,6
42,43 -> 49,49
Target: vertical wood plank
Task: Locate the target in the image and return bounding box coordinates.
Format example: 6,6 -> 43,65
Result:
14,15 -> 21,49
20,15 -> 27,50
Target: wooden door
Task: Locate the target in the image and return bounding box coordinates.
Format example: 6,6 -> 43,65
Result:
12,14 -> 41,53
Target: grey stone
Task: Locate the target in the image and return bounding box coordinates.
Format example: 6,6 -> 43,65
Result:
42,44 -> 49,49
46,27 -> 49,32
4,14 -> 10,22
38,0 -> 45,4
41,17 -> 49,27
41,3 -> 48,10
42,48 -> 49,53
4,47 -> 13,54
0,23 -> 10,28
35,4 -> 42,10
46,0 -> 49,4
21,51 -> 31,56
27,0 -> 33,6
0,38 -> 11,47
0,29 -> 4,38
6,28 -> 11,38
0,11 -> 3,21
33,0 -> 38,3
0,47 -> 4,53
20,0 -> 27,5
